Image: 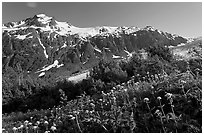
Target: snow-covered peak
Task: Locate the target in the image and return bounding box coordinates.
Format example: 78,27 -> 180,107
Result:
143,26 -> 155,31
36,14 -> 50,18
2,14 -> 187,41
113,26 -> 140,35
36,14 -> 53,24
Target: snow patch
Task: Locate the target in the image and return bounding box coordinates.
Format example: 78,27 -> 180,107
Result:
112,55 -> 121,59
70,44 -> 77,47
37,60 -> 63,72
37,14 -> 52,24
187,38 -> 194,43
15,34 -> 27,39
94,47 -> 102,53
177,43 -> 185,47
168,45 -> 175,48
15,32 -> 33,39
37,37 -> 49,58
57,63 -> 64,68
124,50 -> 133,57
67,71 -> 90,82
39,72 -> 45,77
61,43 -> 67,48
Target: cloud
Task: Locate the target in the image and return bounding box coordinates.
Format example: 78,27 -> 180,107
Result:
26,2 -> 37,8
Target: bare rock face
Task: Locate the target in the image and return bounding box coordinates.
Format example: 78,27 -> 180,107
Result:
2,14 -> 188,79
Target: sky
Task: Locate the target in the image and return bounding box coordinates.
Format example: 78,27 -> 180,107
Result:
2,2 -> 202,38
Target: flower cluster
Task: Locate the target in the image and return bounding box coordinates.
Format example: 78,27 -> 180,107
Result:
2,70 -> 202,133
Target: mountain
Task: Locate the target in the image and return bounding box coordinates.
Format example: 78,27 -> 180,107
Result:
170,37 -> 202,59
2,14 -> 189,80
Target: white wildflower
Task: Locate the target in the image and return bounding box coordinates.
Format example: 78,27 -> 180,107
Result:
33,126 -> 38,129
12,127 -> 17,131
143,98 -> 149,102
50,126 -> 57,131
24,120 -> 29,125
90,103 -> 95,108
44,121 -> 49,125
36,121 -> 40,125
20,125 -> 24,128
165,93 -> 173,99
157,97 -> 162,100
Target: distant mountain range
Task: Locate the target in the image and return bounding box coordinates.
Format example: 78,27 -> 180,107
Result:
2,14 -> 200,80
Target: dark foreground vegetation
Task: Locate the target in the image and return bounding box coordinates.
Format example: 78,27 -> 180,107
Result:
2,45 -> 202,133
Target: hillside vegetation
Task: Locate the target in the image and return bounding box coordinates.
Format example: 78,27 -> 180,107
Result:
2,44 -> 202,133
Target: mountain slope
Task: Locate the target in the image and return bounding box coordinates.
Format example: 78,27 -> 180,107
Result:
2,14 -> 189,80
171,37 -> 202,59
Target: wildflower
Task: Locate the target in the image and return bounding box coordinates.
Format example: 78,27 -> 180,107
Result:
155,109 -> 166,132
180,80 -> 186,84
45,131 -> 50,133
44,116 -> 48,120
53,123 -> 56,127
90,103 -> 95,108
68,114 -> 74,118
99,99 -> 103,102
102,91 -> 106,95
165,93 -> 173,99
154,109 -> 162,116
17,126 -> 21,130
33,126 -> 38,130
2,128 -> 6,132
155,74 -> 158,79
44,121 -> 49,125
143,98 -> 149,103
24,120 -> 29,125
157,97 -> 162,100
50,126 -> 57,131
70,117 -> 76,120
124,89 -> 127,92
73,111 -> 79,115
28,122 -> 32,126
85,110 -> 89,113
20,125 -> 24,129
12,127 -> 17,131
155,109 -> 160,114
90,110 -> 94,113
36,121 -> 40,125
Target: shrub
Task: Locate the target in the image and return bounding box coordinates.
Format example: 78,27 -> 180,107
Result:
146,44 -> 173,62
